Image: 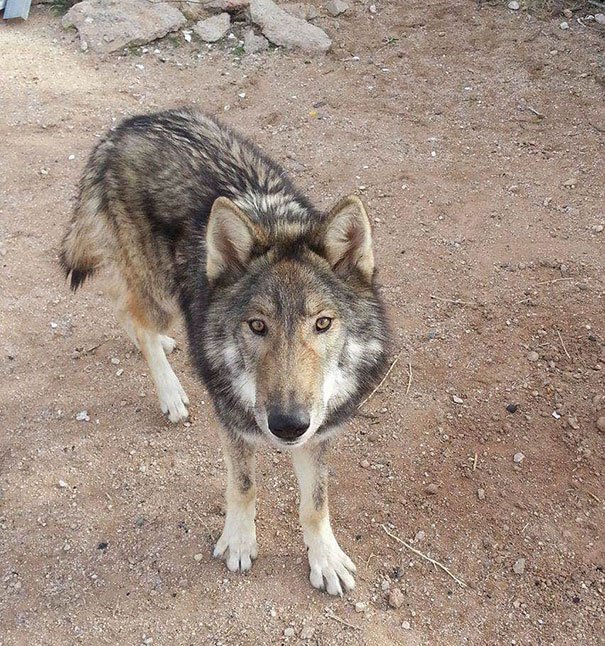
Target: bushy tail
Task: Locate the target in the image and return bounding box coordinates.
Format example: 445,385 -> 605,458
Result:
59,195 -> 106,291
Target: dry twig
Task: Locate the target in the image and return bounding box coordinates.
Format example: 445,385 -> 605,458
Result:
357,351 -> 401,409
382,525 -> 467,588
556,328 -> 572,362
406,360 -> 413,396
325,609 -> 361,630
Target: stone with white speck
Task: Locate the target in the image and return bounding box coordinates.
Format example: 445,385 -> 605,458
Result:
452,395 -> 464,404
58,480 -> 68,488
402,620 -> 411,629
507,1 -> 519,9
513,452 -> 525,464
513,558 -> 526,574
559,21 -> 569,30
76,410 -> 90,422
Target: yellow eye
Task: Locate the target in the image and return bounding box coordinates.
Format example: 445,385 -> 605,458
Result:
315,317 -> 332,332
248,319 -> 267,335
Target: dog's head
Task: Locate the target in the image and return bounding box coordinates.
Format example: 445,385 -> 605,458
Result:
203,195 -> 387,447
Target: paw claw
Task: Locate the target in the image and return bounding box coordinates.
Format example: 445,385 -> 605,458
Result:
214,516 -> 257,574
307,534 -> 356,596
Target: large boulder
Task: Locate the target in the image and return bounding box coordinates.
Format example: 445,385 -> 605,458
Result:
62,0 -> 187,54
250,0 -> 331,52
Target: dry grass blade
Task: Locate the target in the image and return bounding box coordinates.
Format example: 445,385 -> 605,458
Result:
357,351 -> 401,409
430,294 -> 478,306
382,525 -> 467,588
406,360 -> 413,396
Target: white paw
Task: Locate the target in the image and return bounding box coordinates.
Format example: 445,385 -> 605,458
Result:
214,515 -> 257,572
158,376 -> 189,423
306,532 -> 356,596
160,335 -> 177,354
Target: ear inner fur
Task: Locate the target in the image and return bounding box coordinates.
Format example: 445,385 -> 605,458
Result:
206,197 -> 257,282
323,195 -> 375,282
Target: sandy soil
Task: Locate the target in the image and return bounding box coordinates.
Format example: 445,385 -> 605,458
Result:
1,2 -> 604,644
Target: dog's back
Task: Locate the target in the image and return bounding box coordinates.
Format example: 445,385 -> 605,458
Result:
60,109 -> 317,317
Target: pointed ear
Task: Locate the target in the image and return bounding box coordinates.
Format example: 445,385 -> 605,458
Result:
322,195 -> 374,282
206,197 -> 259,283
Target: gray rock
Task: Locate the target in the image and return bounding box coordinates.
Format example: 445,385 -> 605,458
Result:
595,13 -> 605,25
62,0 -> 187,54
325,0 -> 349,16
513,558 -> 525,574
388,587 -> 405,609
243,28 -> 269,53
282,2 -> 319,20
527,351 -> 539,362
194,13 -> 231,42
204,0 -> 249,9
513,452 -> 525,464
507,1 -> 519,9
596,416 -> 605,433
250,0 -> 331,52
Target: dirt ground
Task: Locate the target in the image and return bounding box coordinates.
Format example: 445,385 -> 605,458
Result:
1,2 -> 604,644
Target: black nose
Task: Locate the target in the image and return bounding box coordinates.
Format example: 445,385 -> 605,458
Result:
267,409 -> 310,441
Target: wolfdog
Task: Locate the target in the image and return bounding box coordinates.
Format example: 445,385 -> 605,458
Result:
60,109 -> 389,595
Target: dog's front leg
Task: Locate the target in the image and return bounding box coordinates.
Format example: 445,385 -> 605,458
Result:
291,441 -> 356,596
213,432 -> 257,572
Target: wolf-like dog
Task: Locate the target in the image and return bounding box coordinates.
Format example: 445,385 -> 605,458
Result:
60,109 -> 389,595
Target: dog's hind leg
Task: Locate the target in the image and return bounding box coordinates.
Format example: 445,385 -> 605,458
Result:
213,433 -> 258,572
291,441 -> 356,596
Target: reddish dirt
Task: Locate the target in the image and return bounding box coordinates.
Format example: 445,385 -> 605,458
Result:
1,2 -> 604,644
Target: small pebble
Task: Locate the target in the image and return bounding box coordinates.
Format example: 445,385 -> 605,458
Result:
300,625 -> 315,640
506,403 -> 518,414
58,480 -> 68,488
507,0 -> 519,9
424,483 -> 439,495
388,588 -> 405,609
116,368 -> 124,377
284,627 -> 295,638
452,395 -> 464,404
76,410 -> 90,422
360,459 -> 370,469
477,488 -> 485,500
527,351 -> 539,362
595,13 -> 605,25
402,620 -> 411,630
354,601 -> 367,613
110,357 -> 120,365
513,558 -> 526,575
381,579 -> 391,592
592,224 -> 603,233
193,553 -> 203,562
414,530 -> 426,542
596,417 -> 605,433
513,452 -> 525,464
559,21 -> 569,30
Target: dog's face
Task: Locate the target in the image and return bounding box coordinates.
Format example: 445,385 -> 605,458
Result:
204,196 -> 384,447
